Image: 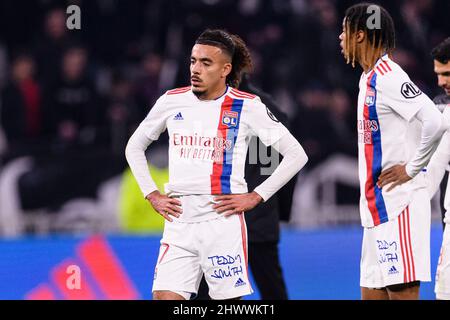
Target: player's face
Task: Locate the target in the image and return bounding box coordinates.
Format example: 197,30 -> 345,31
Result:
434,59 -> 450,96
339,18 -> 366,66
339,18 -> 348,58
190,44 -> 231,97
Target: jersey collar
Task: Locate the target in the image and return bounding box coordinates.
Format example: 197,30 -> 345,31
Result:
190,85 -> 230,102
364,53 -> 391,76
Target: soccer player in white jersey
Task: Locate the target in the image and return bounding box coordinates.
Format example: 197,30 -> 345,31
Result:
426,37 -> 450,300
339,4 -> 447,299
125,29 -> 308,300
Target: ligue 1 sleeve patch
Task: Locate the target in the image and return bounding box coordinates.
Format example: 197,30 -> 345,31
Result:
266,107 -> 280,123
400,82 -> 422,99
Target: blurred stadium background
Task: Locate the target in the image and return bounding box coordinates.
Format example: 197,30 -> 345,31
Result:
0,0 -> 448,299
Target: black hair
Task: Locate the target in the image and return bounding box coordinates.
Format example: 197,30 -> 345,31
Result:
344,3 -> 395,67
431,37 -> 450,64
195,29 -> 253,88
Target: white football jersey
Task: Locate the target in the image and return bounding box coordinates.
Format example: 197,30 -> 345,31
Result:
357,54 -> 434,228
137,85 -> 289,196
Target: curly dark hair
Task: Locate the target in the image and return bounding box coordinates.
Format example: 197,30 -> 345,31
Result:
195,29 -> 253,88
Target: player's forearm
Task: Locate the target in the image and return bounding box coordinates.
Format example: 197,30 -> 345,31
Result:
125,127 -> 159,197
406,105 -> 448,178
426,131 -> 450,197
253,133 -> 308,202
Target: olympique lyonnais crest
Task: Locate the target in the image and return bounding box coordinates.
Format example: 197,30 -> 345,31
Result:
222,110 -> 239,128
365,88 -> 376,106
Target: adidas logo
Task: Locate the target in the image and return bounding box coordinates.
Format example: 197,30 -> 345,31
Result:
234,278 -> 246,288
388,265 -> 399,275
173,112 -> 184,120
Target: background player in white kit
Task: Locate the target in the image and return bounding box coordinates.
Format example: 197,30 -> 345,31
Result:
125,29 -> 308,300
339,3 -> 447,299
426,37 -> 450,300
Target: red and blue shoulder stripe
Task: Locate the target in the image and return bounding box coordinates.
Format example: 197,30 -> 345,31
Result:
229,88 -> 256,99
375,60 -> 392,76
166,86 -> 191,95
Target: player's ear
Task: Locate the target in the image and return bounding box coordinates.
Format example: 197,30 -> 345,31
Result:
356,30 -> 365,43
222,63 -> 232,79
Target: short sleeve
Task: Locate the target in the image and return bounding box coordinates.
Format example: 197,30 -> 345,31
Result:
138,94 -> 169,140
245,98 -> 289,146
380,72 -> 435,122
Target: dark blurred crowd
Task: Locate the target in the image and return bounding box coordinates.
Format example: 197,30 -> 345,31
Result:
0,0 -> 448,211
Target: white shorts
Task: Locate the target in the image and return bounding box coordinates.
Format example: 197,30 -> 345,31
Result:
152,195 -> 253,300
435,223 -> 450,300
360,188 -> 431,288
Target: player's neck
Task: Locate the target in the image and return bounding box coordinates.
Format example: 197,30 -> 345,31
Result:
359,48 -> 385,74
196,84 -> 228,101
360,61 -> 374,74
